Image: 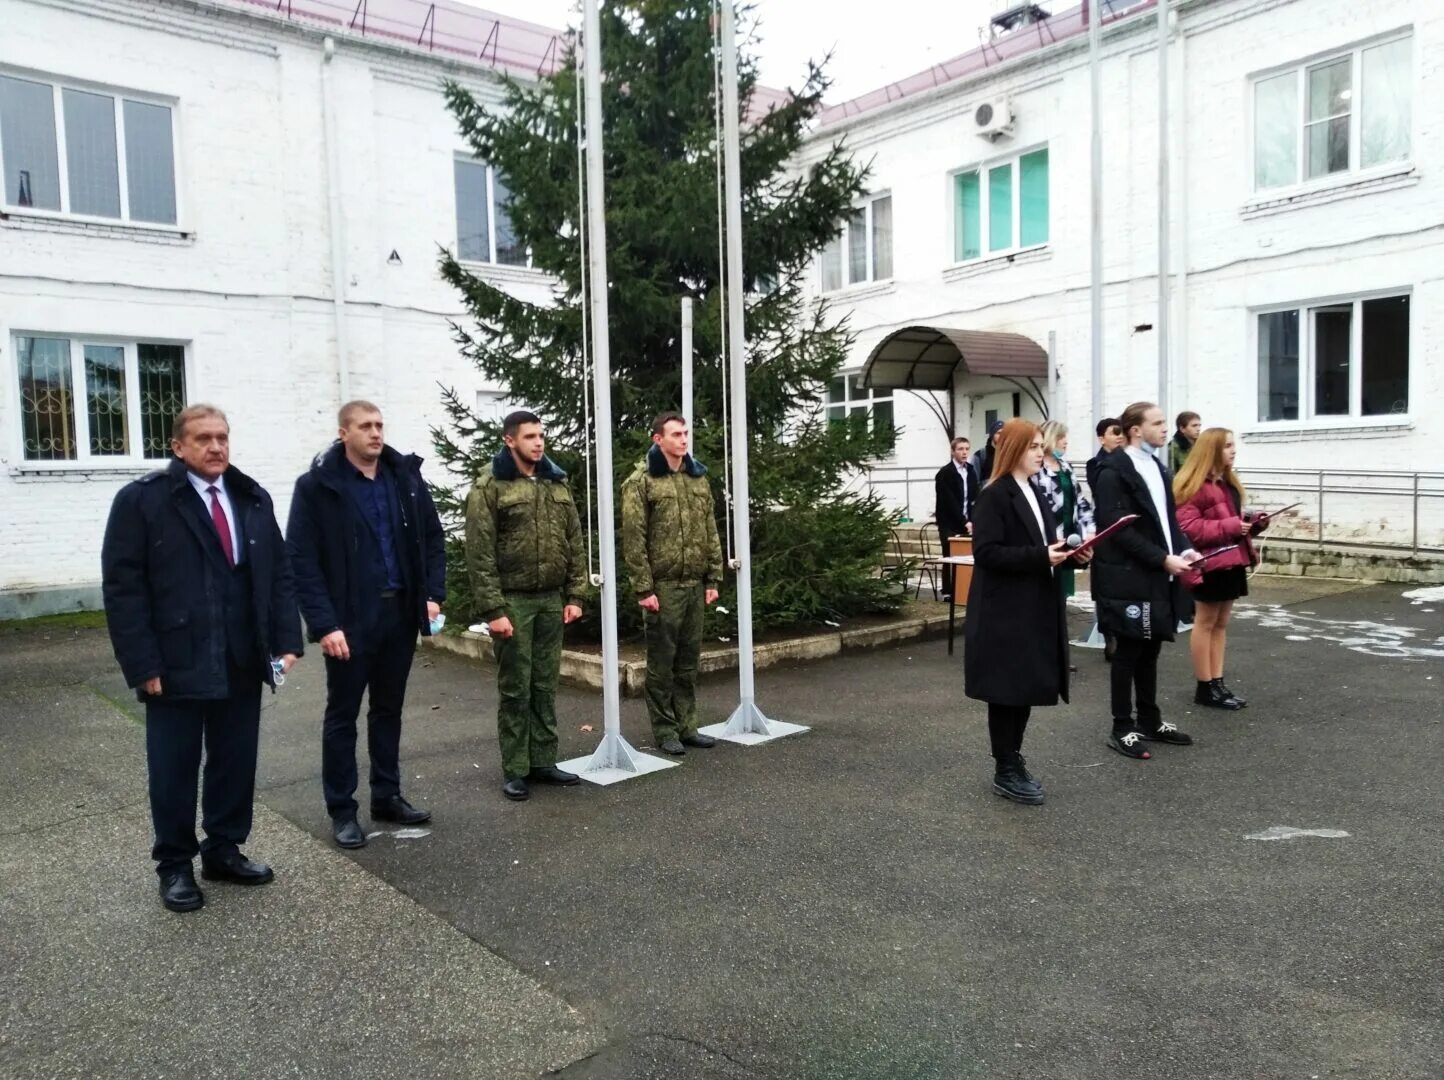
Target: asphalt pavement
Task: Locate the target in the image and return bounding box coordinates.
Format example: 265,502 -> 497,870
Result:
3,576 -> 1441,1079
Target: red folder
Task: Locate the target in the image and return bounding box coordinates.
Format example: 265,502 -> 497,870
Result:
1068,514 -> 1140,557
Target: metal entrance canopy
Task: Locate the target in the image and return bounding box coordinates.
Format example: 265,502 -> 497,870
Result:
859,326 -> 1048,391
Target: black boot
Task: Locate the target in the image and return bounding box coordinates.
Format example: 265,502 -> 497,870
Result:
1194,679 -> 1242,710
992,753 -> 1044,805
1213,678 -> 1246,708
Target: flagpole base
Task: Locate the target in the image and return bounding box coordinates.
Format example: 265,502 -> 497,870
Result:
556,730 -> 678,786
1071,620 -> 1107,650
698,702 -> 809,746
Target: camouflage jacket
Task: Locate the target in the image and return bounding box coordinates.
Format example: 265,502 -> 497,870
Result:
620,445 -> 724,597
464,448 -> 587,620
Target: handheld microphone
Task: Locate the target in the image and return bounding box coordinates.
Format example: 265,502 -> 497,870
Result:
1065,533 -> 1083,550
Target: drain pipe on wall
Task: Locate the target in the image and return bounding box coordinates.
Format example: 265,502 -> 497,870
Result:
321,36 -> 351,404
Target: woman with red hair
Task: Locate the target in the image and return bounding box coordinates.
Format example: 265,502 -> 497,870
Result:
963,418 -> 1085,804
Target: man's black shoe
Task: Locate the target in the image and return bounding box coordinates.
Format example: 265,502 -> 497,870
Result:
1107,730 -> 1152,759
680,733 -> 718,748
1195,680 -> 1242,710
371,795 -> 431,825
1141,720 -> 1193,745
1214,678 -> 1247,708
333,817 -> 367,849
503,777 -> 530,801
530,766 -> 580,785
200,851 -> 274,885
159,868 -> 204,913
659,738 -> 686,755
992,754 -> 1044,805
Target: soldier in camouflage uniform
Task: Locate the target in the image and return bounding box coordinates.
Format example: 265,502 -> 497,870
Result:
464,411 -> 587,801
621,411 -> 724,755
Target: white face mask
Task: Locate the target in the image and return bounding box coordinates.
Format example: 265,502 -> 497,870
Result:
429,613 -> 447,635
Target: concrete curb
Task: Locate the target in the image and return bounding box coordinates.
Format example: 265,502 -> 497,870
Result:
422,607 -> 959,696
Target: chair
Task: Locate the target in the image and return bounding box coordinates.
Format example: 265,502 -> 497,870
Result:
915,521 -> 947,600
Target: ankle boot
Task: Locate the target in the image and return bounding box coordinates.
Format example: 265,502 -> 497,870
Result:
992,753 -> 1044,804
1213,678 -> 1246,708
1195,679 -> 1241,710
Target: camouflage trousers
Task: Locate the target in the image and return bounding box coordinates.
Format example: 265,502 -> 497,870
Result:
493,590 -> 564,780
643,581 -> 705,742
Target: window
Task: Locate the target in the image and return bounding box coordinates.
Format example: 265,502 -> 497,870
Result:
820,194 -> 892,292
454,157 -> 526,266
1252,34 -> 1412,191
0,73 -> 177,224
825,374 -> 893,436
1256,293 -> 1409,423
953,147 -> 1048,262
14,336 -> 186,463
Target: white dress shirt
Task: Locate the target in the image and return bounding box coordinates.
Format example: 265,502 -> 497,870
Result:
1124,445 -> 1174,556
1014,475 -> 1047,544
953,460 -> 970,506
187,470 -> 241,562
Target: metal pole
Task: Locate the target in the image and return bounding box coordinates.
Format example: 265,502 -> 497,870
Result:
1088,0 -> 1104,424
681,297 -> 694,453
700,0 -> 806,744
1047,329 -> 1057,422
1157,0 -> 1171,421
557,0 -> 676,782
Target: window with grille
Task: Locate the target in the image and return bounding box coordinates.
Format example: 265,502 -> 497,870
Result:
825,373 -> 894,437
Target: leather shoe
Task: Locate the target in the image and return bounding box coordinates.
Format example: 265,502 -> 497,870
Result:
200,851 -> 274,885
659,738 -> 686,755
503,776 -> 530,801
159,868 -> 204,913
333,817 -> 367,849
371,795 -> 431,825
680,733 -> 717,748
529,766 -> 580,785
992,753 -> 1044,805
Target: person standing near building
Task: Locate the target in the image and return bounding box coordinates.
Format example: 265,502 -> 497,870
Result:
101,405 -> 302,913
934,436 -> 977,600
465,411 -> 587,801
970,420 -> 1005,482
1091,402 -> 1200,760
1174,428 -> 1257,711
287,401 -> 446,849
622,412 -> 725,756
1087,417 -> 1124,495
964,418 -> 1084,804
1168,411 -> 1201,476
1033,420 -> 1094,601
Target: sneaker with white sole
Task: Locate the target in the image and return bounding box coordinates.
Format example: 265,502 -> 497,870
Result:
1107,730 -> 1152,759
1141,720 -> 1193,745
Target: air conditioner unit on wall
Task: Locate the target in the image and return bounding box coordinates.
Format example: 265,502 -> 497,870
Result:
973,98 -> 1014,141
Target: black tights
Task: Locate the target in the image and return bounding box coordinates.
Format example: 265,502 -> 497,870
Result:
987,703 -> 1031,760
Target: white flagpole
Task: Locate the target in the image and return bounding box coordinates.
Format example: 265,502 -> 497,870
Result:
681,297 -> 694,453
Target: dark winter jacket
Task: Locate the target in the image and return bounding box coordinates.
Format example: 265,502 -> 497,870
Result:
1176,479 -> 1256,582
464,448 -> 587,620
933,459 -> 978,542
286,443 -> 446,652
1085,448 -> 1114,497
620,445 -> 724,597
1090,449 -> 1191,641
1168,431 -> 1194,476
101,458 -> 303,700
963,477 -> 1069,707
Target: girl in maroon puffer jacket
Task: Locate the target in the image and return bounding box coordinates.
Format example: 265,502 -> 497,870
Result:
1173,428 -> 1261,710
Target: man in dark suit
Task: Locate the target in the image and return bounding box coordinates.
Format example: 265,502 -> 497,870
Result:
1086,417 -> 1124,495
934,436 -> 978,599
102,404 -> 302,913
287,401 -> 446,848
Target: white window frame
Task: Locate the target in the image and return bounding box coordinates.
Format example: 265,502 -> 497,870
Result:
825,371 -> 895,437
1250,287 -> 1411,430
0,66 -> 183,230
453,154 -> 531,268
1248,30 -> 1413,195
947,143 -> 1049,265
9,333 -> 192,469
819,192 -> 892,294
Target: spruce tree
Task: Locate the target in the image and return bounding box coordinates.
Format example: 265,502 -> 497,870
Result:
433,0 -> 907,632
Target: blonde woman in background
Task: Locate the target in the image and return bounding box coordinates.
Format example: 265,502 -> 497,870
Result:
1034,421 -> 1094,600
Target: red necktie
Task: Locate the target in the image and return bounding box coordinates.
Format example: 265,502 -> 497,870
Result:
207,486 -> 236,567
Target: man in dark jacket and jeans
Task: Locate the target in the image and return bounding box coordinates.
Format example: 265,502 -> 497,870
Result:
102,404 -> 302,913
287,401 -> 446,848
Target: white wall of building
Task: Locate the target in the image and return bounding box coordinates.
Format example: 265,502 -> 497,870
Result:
800,0 -> 1442,542
0,0 -> 557,613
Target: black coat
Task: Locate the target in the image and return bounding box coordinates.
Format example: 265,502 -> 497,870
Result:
933,460 -> 978,541
1090,449 -> 1190,641
963,477 -> 1069,707
101,458 -> 303,700
1085,448 -> 1113,497
286,443 -> 446,653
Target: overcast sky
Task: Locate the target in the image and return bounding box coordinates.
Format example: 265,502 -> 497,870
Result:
462,0 -> 1005,104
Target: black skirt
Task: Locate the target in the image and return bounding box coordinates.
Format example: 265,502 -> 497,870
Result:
1193,565 -> 1249,603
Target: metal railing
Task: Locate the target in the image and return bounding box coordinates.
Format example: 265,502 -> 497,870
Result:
863,464 -> 1444,557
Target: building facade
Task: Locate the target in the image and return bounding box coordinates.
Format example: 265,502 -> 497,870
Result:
797,0 -> 1439,544
0,0 -> 559,615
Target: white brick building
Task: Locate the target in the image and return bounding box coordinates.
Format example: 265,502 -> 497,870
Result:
798,0 -> 1439,543
1,0 -> 1439,615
